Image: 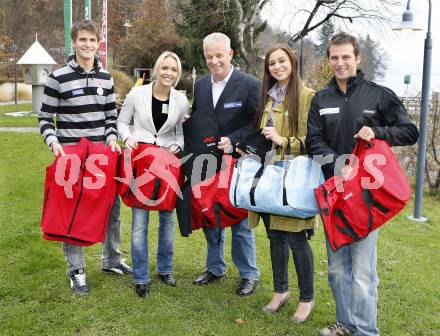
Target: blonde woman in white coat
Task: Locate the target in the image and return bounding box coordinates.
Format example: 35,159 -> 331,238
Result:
117,51 -> 189,298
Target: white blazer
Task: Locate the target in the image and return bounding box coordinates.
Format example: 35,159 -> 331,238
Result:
117,82 -> 189,149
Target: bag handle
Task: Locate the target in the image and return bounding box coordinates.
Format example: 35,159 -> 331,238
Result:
285,137 -> 292,156
348,139 -> 374,168
285,136 -> 306,156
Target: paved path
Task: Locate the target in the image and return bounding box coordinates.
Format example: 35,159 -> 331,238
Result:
0,101 -> 31,106
0,127 -> 39,133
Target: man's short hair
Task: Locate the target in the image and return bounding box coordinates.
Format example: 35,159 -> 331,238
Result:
203,32 -> 231,51
327,32 -> 360,58
71,20 -> 101,42
152,51 -> 182,87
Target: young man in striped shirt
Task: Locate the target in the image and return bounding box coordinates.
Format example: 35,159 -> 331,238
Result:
38,20 -> 131,295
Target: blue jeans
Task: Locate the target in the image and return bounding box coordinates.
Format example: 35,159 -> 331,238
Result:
131,208 -> 175,285
202,218 -> 259,280
326,229 -> 380,336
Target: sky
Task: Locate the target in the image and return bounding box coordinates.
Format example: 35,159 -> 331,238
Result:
261,0 -> 440,97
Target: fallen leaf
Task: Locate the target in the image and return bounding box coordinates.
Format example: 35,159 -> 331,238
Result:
235,318 -> 245,325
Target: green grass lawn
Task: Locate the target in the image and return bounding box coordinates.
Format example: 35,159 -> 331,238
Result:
0,103 -> 37,127
0,132 -> 439,336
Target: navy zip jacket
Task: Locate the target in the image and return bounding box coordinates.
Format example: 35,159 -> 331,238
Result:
306,70 -> 419,180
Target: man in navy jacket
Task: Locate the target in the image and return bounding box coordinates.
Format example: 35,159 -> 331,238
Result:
191,32 -> 260,295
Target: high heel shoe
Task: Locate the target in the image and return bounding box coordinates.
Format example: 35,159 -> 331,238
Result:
262,292 -> 291,313
290,300 -> 315,323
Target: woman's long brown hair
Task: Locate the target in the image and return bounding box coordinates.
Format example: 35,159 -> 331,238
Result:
255,43 -> 300,136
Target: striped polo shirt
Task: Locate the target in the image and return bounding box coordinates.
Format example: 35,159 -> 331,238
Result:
38,56 -> 118,146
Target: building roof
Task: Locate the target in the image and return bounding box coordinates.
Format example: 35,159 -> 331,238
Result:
17,38 -> 57,65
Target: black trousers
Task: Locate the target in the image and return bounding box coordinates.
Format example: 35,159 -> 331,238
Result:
261,213 -> 314,302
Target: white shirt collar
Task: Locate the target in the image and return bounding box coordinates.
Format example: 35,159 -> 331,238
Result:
211,65 -> 234,86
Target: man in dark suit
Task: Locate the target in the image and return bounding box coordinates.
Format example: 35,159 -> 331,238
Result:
191,32 -> 260,295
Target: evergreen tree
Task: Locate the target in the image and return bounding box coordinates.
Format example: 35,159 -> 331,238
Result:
316,20 -> 335,58
358,34 -> 388,81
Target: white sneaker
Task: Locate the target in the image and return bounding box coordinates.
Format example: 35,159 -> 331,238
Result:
69,269 -> 89,295
102,260 -> 132,275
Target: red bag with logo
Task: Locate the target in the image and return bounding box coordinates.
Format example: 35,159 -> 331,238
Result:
315,139 -> 412,251
41,138 -> 119,246
191,155 -> 247,231
118,143 -> 184,211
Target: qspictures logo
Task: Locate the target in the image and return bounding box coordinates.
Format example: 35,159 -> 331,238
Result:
52,148 -> 389,204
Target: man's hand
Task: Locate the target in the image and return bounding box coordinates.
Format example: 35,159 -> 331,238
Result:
262,127 -> 283,146
51,142 -> 65,157
169,144 -> 181,155
108,139 -> 121,153
354,126 -> 375,141
235,147 -> 246,156
218,137 -> 233,154
124,137 -> 138,151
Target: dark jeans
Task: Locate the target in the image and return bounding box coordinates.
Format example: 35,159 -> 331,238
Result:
261,213 -> 314,302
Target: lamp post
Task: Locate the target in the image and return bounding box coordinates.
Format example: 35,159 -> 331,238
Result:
299,34 -> 304,79
393,0 -> 432,221
13,43 -> 18,105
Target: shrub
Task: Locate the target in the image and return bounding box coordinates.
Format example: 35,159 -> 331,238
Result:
0,82 -> 32,102
0,83 -> 13,102
397,95 -> 440,196
304,59 -> 334,91
17,83 -> 32,100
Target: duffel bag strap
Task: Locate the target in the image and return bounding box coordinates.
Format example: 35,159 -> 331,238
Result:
335,208 -> 362,241
213,203 -> 222,244
151,178 -> 161,201
213,202 -> 240,244
282,160 -> 290,206
232,159 -> 241,207
361,189 -> 390,230
249,165 -> 265,206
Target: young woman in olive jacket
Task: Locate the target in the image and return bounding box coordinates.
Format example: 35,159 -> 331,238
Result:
246,44 -> 316,322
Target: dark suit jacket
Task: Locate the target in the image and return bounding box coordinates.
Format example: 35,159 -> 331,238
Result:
176,69 -> 260,237
191,69 -> 261,146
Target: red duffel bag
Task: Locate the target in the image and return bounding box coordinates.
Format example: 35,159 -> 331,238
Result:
41,138 -> 119,246
190,155 -> 247,231
315,139 -> 412,251
118,143 -> 184,211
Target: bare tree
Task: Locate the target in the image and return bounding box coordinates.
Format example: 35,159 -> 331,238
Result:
228,0 -> 269,72
287,0 -> 400,45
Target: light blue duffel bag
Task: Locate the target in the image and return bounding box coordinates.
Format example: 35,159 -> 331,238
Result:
229,154 -> 324,218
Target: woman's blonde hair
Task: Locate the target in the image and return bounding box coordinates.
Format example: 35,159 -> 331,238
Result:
152,51 -> 182,87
